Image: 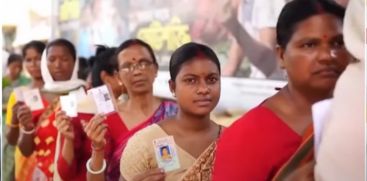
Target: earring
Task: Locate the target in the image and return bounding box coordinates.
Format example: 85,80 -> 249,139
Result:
172,92 -> 176,97
118,81 -> 123,86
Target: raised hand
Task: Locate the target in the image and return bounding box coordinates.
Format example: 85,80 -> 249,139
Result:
81,114 -> 108,149
55,111 -> 75,140
17,104 -> 34,130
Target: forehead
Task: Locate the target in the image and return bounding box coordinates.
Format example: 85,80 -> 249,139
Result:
117,45 -> 152,63
177,57 -> 219,76
25,48 -> 40,56
47,45 -> 71,56
290,14 -> 343,41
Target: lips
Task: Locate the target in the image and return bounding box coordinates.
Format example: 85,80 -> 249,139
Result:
313,68 -> 341,78
132,79 -> 146,85
193,98 -> 212,107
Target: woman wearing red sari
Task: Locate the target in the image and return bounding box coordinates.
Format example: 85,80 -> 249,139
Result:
55,39 -> 177,181
16,39 -> 86,180
212,0 -> 351,180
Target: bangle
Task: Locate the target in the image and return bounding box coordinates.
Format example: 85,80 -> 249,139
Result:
20,127 -> 36,134
86,158 -> 106,175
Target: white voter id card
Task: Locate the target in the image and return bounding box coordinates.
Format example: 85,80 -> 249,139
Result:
14,87 -> 25,102
60,94 -> 77,117
153,136 -> 180,172
87,85 -> 115,115
22,88 -> 44,111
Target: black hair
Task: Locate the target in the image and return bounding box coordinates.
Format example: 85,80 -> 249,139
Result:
46,38 -> 77,60
7,53 -> 23,66
22,40 -> 46,57
91,45 -> 118,87
115,39 -> 158,67
78,56 -> 90,80
169,42 -> 221,81
276,0 -> 345,48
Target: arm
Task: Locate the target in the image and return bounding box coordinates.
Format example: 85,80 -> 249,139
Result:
120,130 -> 159,181
6,93 -> 21,145
55,111 -> 79,179
224,20 -> 277,77
222,39 -> 245,76
17,105 -> 36,157
82,114 -> 108,181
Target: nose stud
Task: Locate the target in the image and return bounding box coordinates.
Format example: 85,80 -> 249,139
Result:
330,50 -> 337,58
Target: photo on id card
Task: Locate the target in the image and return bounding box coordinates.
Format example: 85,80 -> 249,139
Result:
60,94 -> 77,117
87,85 -> 115,115
153,136 -> 180,172
22,88 -> 44,111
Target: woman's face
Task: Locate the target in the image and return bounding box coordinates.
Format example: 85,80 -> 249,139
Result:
47,45 -> 75,81
172,57 -> 220,116
8,61 -> 22,80
278,13 -> 350,93
117,45 -> 157,95
24,48 -> 42,79
162,148 -> 169,156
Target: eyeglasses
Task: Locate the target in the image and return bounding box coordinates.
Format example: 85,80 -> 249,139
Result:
119,60 -> 153,73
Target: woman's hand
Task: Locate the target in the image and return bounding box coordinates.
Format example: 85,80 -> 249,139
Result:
17,104 -> 34,130
55,111 -> 75,140
81,114 -> 108,149
11,102 -> 23,126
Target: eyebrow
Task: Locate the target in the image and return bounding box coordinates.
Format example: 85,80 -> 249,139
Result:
182,72 -> 220,77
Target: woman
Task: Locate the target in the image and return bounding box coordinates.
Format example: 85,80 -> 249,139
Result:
56,39 -> 177,181
212,0 -> 350,180
120,42 -> 224,181
16,38 -> 85,180
55,46 -> 125,181
5,40 -> 46,181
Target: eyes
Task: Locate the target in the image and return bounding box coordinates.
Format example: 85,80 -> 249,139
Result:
299,37 -> 345,50
48,56 -> 71,63
183,76 -> 219,85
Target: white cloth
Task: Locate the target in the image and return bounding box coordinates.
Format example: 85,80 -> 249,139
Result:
311,99 -> 332,157
40,50 -> 85,93
314,0 -> 365,180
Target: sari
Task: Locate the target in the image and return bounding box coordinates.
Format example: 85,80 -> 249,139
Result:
108,100 -> 178,181
56,100 -> 177,181
120,124 -> 222,181
212,105 -> 309,181
272,126 -> 314,181
5,91 -> 38,181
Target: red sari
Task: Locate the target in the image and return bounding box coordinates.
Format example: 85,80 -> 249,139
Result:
31,98 -> 59,181
57,100 -> 178,181
212,105 -> 305,181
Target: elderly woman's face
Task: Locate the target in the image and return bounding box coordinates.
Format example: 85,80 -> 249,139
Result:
279,13 -> 351,92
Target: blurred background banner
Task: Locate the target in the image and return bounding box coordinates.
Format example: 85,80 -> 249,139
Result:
4,0 -> 288,113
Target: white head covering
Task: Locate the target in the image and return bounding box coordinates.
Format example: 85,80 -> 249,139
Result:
41,48 -> 85,93
343,0 -> 364,61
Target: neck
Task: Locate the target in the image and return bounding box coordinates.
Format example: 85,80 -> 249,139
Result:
31,78 -> 44,89
284,84 -> 332,110
126,92 -> 157,113
175,110 -> 212,132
